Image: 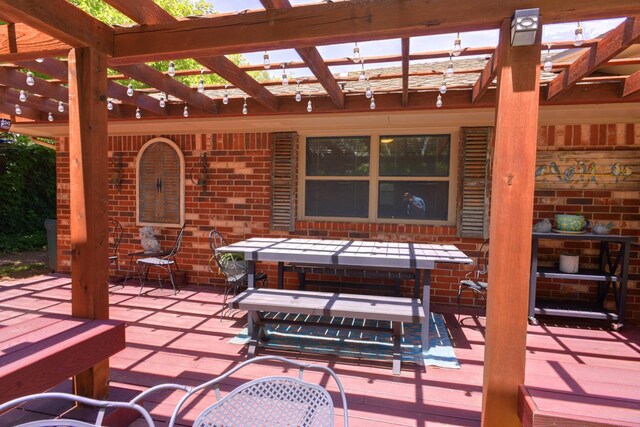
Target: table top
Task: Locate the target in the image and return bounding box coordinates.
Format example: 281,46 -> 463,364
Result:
217,238 -> 472,270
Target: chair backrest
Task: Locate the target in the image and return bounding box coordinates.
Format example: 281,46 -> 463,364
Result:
166,224 -> 186,258
0,392 -> 155,427
208,229 -> 246,278
468,239 -> 489,280
109,219 -> 123,257
167,355 -> 348,427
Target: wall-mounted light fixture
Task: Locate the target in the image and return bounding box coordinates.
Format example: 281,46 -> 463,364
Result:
510,8 -> 539,46
190,152 -> 209,190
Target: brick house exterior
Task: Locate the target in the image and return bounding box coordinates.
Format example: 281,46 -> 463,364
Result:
53,121 -> 640,324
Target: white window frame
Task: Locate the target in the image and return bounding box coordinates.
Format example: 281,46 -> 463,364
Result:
136,137 -> 186,228
298,128 -> 459,225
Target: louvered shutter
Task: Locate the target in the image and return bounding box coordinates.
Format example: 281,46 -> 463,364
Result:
139,142 -> 161,223
159,143 -> 180,224
457,127 -> 493,238
271,132 -> 297,231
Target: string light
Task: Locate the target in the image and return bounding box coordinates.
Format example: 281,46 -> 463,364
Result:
359,62 -> 366,82
445,55 -> 454,76
365,81 -> 372,99
197,69 -> 205,93
439,76 -> 447,94
48,112 -> 54,121
168,60 -> 176,77
543,45 -> 553,72
370,96 -> 376,110
107,99 -> 114,110
135,107 -> 141,119
26,72 -> 35,86
183,105 -> 189,118
223,85 -> 229,105
452,33 -> 462,56
574,22 -> 584,47
353,42 -> 361,63
58,101 -> 64,113
295,81 -> 302,102
263,52 -> 271,69
159,93 -> 166,108
127,84 -> 134,97
19,90 -> 27,102
436,94 -> 443,108
307,97 -> 313,113
35,58 -> 44,63
281,64 -> 288,86
14,104 -> 21,115
242,97 -> 248,115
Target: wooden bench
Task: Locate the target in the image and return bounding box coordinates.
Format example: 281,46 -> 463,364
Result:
229,288 -> 425,375
0,316 -> 126,404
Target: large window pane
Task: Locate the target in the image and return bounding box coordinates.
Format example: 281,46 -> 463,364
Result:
306,136 -> 370,176
378,181 -> 449,220
306,181 -> 369,218
379,135 -> 450,177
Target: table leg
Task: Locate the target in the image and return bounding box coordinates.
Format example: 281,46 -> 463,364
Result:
421,270 -> 430,359
247,261 -> 256,339
277,262 -> 284,289
528,237 -> 539,326
392,322 -> 402,375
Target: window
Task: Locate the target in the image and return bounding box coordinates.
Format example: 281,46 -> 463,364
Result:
136,137 -> 185,227
301,133 -> 455,223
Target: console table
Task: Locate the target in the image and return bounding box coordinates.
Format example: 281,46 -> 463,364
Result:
529,232 -> 633,330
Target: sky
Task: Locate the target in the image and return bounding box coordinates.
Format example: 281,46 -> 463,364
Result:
205,1 -> 625,79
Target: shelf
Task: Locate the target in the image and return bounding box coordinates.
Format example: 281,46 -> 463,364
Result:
534,299 -> 619,321
535,267 -> 619,282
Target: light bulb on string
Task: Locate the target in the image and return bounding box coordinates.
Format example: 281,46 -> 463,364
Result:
353,42 -> 361,63
574,22 -> 584,47
135,107 -> 141,119
107,99 -> 113,110
35,58 -> 44,63
281,64 -> 288,86
183,105 -> 189,118
159,93 -> 166,108
26,72 -> 35,86
168,60 -> 176,77
543,45 -> 553,72
452,33 -> 462,56
439,77 -> 447,94
359,62 -> 366,82
445,55 -> 454,76
307,98 -> 313,113
263,52 -> 271,69
365,82 -> 372,99
197,69 -> 205,93
436,94 -> 443,108
223,85 -> 229,105
242,97 -> 248,115
58,101 -> 64,113
127,84 -> 134,97
295,81 -> 302,102
369,96 -> 376,110
48,112 -> 54,122
14,104 -> 21,115
19,90 -> 27,102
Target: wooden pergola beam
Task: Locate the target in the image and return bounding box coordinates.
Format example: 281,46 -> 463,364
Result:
472,50 -> 498,103
102,0 -> 174,25
401,38 -> 411,107
0,0 -> 113,55
0,23 -> 71,62
16,59 -> 167,116
0,87 -> 42,120
0,66 -> 69,102
0,87 -> 68,119
113,64 -> 217,114
547,17 -> 640,99
622,69 -> 640,97
111,0 -> 640,63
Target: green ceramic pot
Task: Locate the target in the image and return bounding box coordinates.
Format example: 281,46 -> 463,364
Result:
555,214 -> 587,231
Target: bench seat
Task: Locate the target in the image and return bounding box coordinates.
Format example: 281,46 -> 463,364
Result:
229,288 -> 425,374
0,316 -> 126,404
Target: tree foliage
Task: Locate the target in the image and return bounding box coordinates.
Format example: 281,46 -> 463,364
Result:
0,135 -> 56,252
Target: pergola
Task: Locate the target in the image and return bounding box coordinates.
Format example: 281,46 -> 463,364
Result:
1,1 -> 640,426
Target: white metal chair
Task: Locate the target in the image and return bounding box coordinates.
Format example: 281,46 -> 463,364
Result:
0,392 -> 155,427
132,355 -> 349,427
209,228 -> 267,318
137,224 -> 185,296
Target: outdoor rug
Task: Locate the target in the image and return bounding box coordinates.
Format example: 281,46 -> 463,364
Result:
229,312 -> 459,369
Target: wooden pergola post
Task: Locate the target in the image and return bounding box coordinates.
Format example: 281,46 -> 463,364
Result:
481,17 -> 541,426
68,46 -> 110,399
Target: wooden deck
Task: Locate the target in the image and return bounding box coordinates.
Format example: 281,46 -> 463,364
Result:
0,274 -> 638,426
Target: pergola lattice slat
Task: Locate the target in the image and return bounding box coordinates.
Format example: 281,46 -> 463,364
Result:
472,50 -> 498,103
401,38 -> 410,107
622,69 -> 640,97
0,66 -> 69,102
0,23 -> 71,62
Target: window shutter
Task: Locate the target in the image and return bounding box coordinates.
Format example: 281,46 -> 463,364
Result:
271,132 -> 297,231
457,127 -> 493,238
159,143 -> 180,224
139,142 -> 161,223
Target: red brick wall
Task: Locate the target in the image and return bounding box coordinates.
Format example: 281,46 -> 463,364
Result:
54,123 -> 640,323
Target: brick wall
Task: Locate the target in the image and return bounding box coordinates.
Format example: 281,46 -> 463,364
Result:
54,123 -> 640,324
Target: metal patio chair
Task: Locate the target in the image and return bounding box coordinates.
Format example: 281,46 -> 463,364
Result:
0,392 -> 154,427
208,228 -> 267,318
457,239 -> 489,322
108,219 -> 124,287
137,224 -> 185,296
132,355 -> 349,427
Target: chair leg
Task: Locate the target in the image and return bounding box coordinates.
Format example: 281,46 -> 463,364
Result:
167,266 -> 178,294
137,263 -> 147,297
